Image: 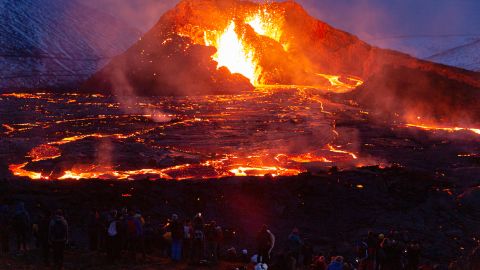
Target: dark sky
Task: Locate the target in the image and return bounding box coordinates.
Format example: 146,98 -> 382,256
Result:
84,0 -> 480,39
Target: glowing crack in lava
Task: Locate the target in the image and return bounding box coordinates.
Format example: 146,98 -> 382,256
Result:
406,123 -> 480,136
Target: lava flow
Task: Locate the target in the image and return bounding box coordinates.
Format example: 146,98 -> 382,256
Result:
406,123 -> 480,136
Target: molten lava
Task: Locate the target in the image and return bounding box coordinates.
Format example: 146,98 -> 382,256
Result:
210,22 -> 258,85
406,123 -> 480,136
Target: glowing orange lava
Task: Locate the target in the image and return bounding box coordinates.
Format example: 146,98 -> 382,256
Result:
210,21 -> 259,85
315,73 -> 364,93
406,123 -> 480,135
28,145 -> 61,162
326,144 -> 358,159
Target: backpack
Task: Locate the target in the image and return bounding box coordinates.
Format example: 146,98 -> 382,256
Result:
51,219 -> 67,241
126,219 -> 137,237
108,221 -> 117,237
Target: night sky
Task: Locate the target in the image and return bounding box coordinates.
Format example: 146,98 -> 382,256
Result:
84,0 -> 480,38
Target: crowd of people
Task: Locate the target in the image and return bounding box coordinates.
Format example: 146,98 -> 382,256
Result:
0,202 -> 68,270
0,201 -> 479,270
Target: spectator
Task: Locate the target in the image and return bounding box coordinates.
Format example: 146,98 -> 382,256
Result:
192,213 -> 205,264
38,209 -> 51,266
469,245 -> 480,270
183,218 -> 193,261
406,241 -> 421,270
87,208 -> 100,251
0,204 -> 11,255
143,215 -> 155,254
169,213 -> 184,262
205,221 -> 223,264
327,256 -> 344,270
124,209 -> 143,262
287,228 -> 302,266
312,255 -> 328,270
106,210 -> 120,263
303,239 -> 314,267
13,202 -> 30,253
257,224 -> 274,264
49,209 -> 68,270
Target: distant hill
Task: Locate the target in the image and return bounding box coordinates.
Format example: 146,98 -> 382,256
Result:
0,0 -> 141,90
368,35 -> 480,72
428,39 -> 480,72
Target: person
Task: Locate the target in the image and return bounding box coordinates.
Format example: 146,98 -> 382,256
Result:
365,232 -> 377,270
169,214 -> 184,262
303,239 -> 314,267
406,241 -> 421,270
124,209 -> 143,262
87,208 -> 100,251
192,213 -> 205,264
38,209 -> 51,266
287,228 -> 302,266
382,238 -> 402,270
327,256 -> 344,270
206,221 -> 223,264
13,202 -> 30,253
256,225 -> 274,264
106,210 -> 120,263
49,209 -> 68,270
134,210 -> 146,260
376,234 -> 386,270
357,240 -> 369,270
143,215 -> 155,254
183,218 -> 193,261
469,245 -> 480,270
0,204 -> 11,255
312,255 -> 328,270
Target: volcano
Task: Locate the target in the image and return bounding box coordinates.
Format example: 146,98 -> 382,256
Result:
87,0 -> 480,125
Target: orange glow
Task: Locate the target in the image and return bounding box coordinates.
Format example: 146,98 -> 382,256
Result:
2,124 -> 15,134
245,10 -> 284,44
406,123 -> 480,135
229,166 -> 301,177
326,144 -> 358,159
275,153 -> 332,163
315,73 -> 364,93
208,21 -> 259,85
28,145 -> 61,162
9,163 -> 45,180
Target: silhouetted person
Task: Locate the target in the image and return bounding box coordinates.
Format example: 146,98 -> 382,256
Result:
287,227 -> 302,266
256,224 -> 274,264
143,215 -> 155,254
183,219 -> 193,261
168,213 -> 184,262
49,209 -> 68,270
192,213 -> 205,264
87,208 -> 100,251
327,256 -> 344,270
406,241 -> 421,270
312,255 -> 328,270
37,209 -> 51,266
303,239 -> 314,267
106,210 -> 120,263
470,245 -> 480,270
13,202 -> 30,253
124,209 -> 142,262
205,221 -> 223,264
0,204 -> 11,255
